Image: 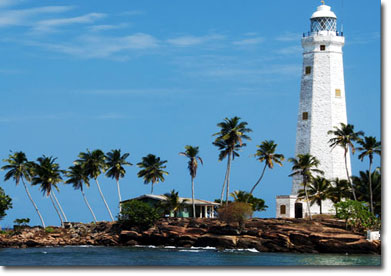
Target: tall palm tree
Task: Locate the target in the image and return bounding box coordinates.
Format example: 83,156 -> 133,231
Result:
297,176 -> 331,215
30,156 -> 66,226
1,151 -> 46,228
328,123 -> 364,200
249,140 -> 284,196
179,145 -> 203,218
213,116 -> 252,205
159,189 -> 188,217
77,149 -> 114,221
352,169 -> 381,217
137,154 -> 168,194
65,164 -> 97,223
105,149 -> 132,213
357,136 -> 381,214
288,154 -> 324,219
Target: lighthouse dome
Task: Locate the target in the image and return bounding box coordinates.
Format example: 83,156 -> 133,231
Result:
311,4 -> 337,19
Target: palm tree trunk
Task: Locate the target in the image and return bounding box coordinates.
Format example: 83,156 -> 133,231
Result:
225,152 -> 232,205
303,176 -> 312,220
319,199 -> 322,214
50,193 -> 63,227
220,159 -> 229,204
151,182 -> 154,194
95,178 -> 114,221
21,178 -> 46,228
52,191 -> 68,222
344,150 -> 357,200
191,177 -> 196,218
116,178 -> 122,213
368,159 -> 374,214
81,190 -> 97,223
249,163 -> 267,196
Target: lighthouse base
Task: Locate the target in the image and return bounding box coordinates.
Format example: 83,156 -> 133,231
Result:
276,195 -> 336,218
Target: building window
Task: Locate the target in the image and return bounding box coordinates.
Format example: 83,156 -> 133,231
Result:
320,45 -> 326,51
280,205 -> 286,215
305,66 -> 311,75
302,112 -> 309,120
335,89 -> 341,97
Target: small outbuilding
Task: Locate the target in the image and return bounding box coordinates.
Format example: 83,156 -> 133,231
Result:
121,194 -> 220,218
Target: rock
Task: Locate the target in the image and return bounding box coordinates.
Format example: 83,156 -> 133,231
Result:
195,234 -> 238,248
208,225 -> 241,235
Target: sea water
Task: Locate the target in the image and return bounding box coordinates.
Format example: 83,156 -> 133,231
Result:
0,246 -> 381,266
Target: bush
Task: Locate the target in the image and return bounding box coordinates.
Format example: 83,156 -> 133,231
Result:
14,218 -> 30,226
0,187 -> 12,221
118,200 -> 161,231
217,202 -> 253,227
335,200 -> 380,232
45,227 -> 55,233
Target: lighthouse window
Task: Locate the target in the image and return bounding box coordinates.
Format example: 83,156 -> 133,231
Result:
305,66 -> 311,75
320,45 -> 326,51
280,205 -> 286,215
335,89 -> 341,97
302,112 -> 309,120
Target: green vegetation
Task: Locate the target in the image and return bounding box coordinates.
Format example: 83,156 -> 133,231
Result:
297,176 -> 331,214
45,226 -> 55,233
230,190 -> 268,212
118,200 -> 160,231
159,189 -> 188,217
335,200 -> 380,233
137,154 -> 169,194
179,145 -> 203,218
217,202 -> 253,227
0,187 -> 12,221
13,218 -> 30,226
213,116 -> 252,204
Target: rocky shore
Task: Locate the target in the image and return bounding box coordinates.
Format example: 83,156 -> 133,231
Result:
0,218 -> 380,254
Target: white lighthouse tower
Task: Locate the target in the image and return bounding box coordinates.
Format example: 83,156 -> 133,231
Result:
276,2 -> 351,218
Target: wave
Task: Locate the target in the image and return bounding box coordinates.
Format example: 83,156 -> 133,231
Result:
223,248 -> 259,253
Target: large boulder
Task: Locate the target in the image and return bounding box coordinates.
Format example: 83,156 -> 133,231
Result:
195,234 -> 238,248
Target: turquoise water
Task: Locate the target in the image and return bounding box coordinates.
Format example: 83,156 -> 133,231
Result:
0,246 -> 381,266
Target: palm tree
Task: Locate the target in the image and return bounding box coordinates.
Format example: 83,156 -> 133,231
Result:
1,151 -> 46,228
105,149 -> 132,213
357,136 -> 381,214
137,154 -> 168,194
249,140 -> 284,196
288,154 -> 324,219
297,176 -> 331,214
328,123 -> 364,200
328,178 -> 351,204
352,169 -> 381,217
179,145 -> 203,218
213,116 -> 252,205
77,149 -> 114,222
30,156 -> 66,226
65,164 -> 97,223
159,189 -> 188,217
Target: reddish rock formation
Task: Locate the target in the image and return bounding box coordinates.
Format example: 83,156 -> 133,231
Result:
0,218 -> 381,254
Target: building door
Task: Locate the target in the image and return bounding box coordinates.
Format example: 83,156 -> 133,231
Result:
295,203 -> 303,218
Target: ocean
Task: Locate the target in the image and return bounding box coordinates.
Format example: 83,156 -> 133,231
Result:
0,246 -> 381,266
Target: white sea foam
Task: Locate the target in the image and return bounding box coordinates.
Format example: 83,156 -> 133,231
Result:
223,248 -> 259,253
179,249 -> 201,252
163,246 -> 176,249
190,246 -> 217,250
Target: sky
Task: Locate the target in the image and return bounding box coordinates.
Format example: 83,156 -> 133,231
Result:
0,0 -> 381,227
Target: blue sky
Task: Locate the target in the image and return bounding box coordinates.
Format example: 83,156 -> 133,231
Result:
0,0 -> 380,227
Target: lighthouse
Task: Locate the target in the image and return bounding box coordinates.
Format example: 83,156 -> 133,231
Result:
276,2 -> 350,218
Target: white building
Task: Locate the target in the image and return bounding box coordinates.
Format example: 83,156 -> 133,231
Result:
276,3 -> 351,218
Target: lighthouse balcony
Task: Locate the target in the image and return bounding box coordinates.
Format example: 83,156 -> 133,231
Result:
303,30 -> 343,38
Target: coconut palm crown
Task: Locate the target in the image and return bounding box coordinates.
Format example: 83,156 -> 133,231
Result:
137,154 -> 168,194
297,176 -> 331,214
249,140 -> 284,196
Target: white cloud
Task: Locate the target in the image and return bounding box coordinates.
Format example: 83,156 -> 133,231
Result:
275,32 -> 301,41
166,34 -> 224,47
88,23 -> 129,32
27,33 -> 159,59
274,45 -> 301,55
0,6 -> 73,27
232,37 -> 264,46
0,0 -> 23,8
33,13 -> 106,33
